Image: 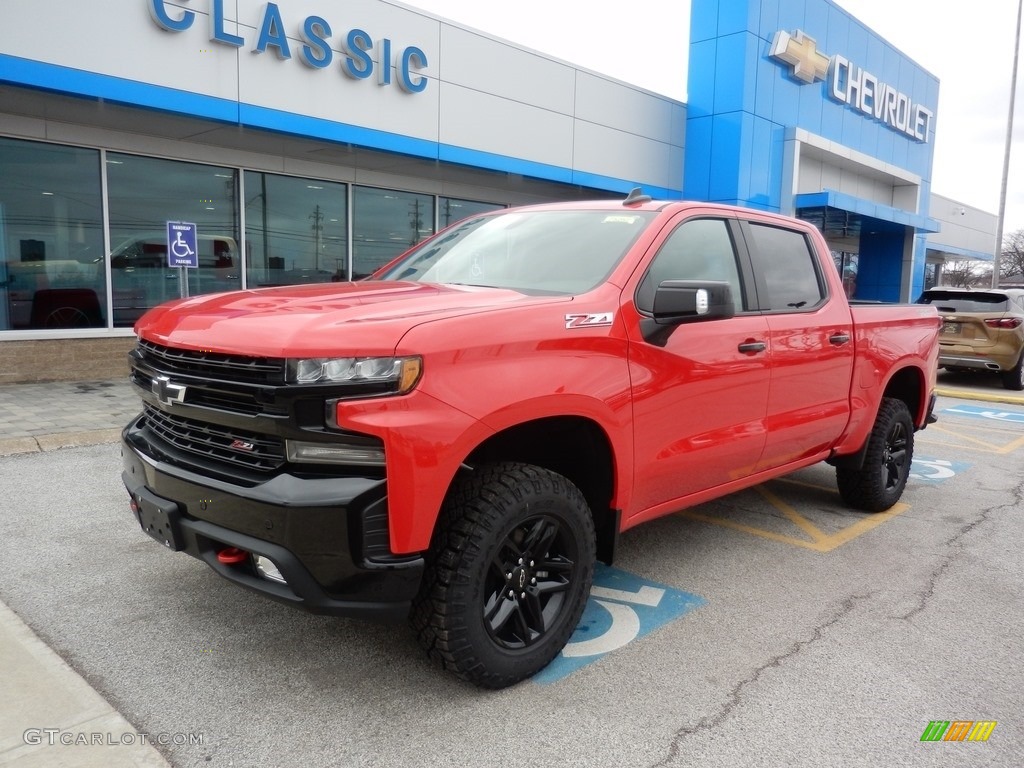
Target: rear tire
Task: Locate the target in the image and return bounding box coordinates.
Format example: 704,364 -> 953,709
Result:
410,462 -> 595,689
836,398 -> 914,512
1001,351 -> 1024,391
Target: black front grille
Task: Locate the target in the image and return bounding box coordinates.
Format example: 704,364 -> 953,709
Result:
138,339 -> 286,385
142,403 -> 285,473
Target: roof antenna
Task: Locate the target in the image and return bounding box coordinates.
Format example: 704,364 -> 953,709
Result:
623,187 -> 652,206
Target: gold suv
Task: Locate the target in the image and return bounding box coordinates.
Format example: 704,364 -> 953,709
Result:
917,287 -> 1024,390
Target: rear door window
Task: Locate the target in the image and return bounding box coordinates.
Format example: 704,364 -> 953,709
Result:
744,223 -> 825,311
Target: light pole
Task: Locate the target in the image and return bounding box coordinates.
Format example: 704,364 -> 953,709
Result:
992,0 -> 1024,287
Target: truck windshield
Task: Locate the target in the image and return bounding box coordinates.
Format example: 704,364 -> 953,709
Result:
375,209 -> 656,295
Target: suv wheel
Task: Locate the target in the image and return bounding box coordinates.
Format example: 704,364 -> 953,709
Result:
1001,351 -> 1024,391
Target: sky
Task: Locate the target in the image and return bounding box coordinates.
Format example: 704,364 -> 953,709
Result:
396,0 -> 1024,238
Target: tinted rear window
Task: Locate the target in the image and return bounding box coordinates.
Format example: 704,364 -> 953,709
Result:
917,292 -> 1009,312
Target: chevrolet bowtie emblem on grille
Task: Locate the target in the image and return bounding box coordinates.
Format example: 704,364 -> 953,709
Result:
770,29 -> 830,84
151,375 -> 187,406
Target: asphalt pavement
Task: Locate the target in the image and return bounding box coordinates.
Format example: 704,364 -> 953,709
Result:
0,370 -> 1022,767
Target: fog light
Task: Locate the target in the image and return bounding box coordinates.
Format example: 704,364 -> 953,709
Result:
254,555 -> 286,584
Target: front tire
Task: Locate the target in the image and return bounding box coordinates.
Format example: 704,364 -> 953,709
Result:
836,397 -> 914,512
410,462 -> 596,688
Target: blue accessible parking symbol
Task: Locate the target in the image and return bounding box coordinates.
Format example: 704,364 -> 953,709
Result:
166,221 -> 198,268
533,563 -> 706,684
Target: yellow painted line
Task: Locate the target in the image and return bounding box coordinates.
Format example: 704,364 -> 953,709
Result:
679,495 -> 911,553
772,477 -> 836,493
919,424 -> 1024,454
935,386 -> 1024,405
813,502 -> 910,550
754,485 -> 828,543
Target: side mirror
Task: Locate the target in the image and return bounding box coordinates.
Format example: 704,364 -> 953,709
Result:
652,280 -> 734,324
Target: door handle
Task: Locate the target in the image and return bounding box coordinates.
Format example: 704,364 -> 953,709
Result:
829,333 -> 851,345
738,341 -> 767,354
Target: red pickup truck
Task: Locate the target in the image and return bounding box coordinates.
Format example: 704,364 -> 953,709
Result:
122,194 -> 939,688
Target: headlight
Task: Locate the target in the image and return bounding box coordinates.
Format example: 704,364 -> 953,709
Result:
287,356 -> 422,393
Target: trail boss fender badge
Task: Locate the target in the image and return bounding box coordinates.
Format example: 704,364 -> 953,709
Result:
565,312 -> 614,329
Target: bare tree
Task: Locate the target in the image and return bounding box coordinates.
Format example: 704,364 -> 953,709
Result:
942,259 -> 990,288
999,229 -> 1024,282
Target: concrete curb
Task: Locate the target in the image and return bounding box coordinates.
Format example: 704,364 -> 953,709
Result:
0,429 -> 122,457
934,386 -> 1024,406
0,599 -> 171,767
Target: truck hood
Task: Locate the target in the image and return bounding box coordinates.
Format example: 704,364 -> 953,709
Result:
135,281 -> 568,357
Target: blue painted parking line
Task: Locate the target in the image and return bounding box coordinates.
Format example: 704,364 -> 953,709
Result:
942,405 -> 1024,424
533,563 -> 705,684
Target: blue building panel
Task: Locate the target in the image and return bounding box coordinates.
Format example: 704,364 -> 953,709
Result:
708,112 -> 744,202
688,38 -> 718,120
754,36 -> 779,117
718,0 -> 756,37
683,115 -> 714,200
714,33 -> 757,114
770,73 -> 802,128
757,0 -> 782,40
797,75 -> 824,136
691,0 -> 721,43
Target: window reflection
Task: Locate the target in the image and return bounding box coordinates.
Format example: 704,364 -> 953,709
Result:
106,154 -> 238,327
244,172 -> 348,286
0,138 -> 106,330
353,187 -> 435,279
439,197 -> 504,228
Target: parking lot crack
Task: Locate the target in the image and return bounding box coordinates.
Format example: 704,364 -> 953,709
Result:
895,479 -> 1024,622
648,590 -> 878,767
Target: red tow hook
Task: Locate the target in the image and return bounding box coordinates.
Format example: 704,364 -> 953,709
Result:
216,547 -> 249,565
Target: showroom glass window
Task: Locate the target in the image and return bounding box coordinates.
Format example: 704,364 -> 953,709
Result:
244,172 -> 348,286
352,187 -> 435,279
106,154 -> 238,327
439,197 -> 504,228
0,138 -> 106,331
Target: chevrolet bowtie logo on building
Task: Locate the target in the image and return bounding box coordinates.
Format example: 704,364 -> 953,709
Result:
152,375 -> 187,407
768,28 -> 934,143
769,29 -> 829,84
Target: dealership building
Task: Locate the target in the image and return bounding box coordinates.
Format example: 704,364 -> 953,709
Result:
0,0 -> 998,382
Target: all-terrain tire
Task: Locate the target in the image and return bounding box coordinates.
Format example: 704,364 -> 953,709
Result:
836,397 -> 914,512
410,462 -> 596,689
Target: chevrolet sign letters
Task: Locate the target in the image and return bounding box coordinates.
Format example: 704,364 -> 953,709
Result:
770,29 -> 934,143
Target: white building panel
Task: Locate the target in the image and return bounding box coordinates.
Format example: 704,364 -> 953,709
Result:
0,0 -> 240,102
573,121 -> 674,191
438,83 -> 574,168
437,25 -> 576,114
574,72 -> 683,145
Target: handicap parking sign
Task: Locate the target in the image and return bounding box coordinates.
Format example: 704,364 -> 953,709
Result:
533,563 -> 706,684
166,221 -> 198,268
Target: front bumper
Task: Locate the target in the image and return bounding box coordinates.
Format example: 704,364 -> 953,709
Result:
121,416 -> 423,622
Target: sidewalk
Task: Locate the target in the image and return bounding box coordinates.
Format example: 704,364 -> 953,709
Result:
0,377 -> 170,767
0,371 -> 1022,768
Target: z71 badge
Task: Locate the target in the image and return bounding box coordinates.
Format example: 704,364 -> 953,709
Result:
565,312 -> 614,329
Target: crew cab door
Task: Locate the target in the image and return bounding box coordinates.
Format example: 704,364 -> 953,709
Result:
622,215 -> 770,518
737,220 -> 856,472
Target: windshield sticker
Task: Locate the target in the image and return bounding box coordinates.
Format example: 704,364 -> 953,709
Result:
602,215 -> 642,224
565,312 -> 614,329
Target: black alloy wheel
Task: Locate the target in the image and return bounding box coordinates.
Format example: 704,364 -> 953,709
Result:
411,462 -> 595,689
836,397 -> 915,512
